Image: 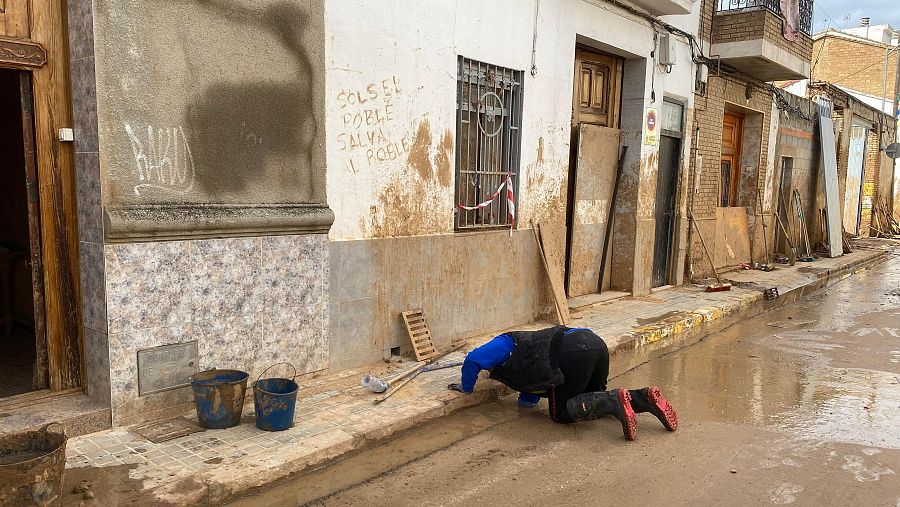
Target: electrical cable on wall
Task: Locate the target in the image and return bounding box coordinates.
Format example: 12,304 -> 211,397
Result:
531,0 -> 540,76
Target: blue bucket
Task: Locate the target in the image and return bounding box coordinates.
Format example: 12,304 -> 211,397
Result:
253,363 -> 299,432
190,369 -> 249,429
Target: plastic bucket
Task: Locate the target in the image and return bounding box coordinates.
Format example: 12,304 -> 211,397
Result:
0,423 -> 67,506
253,363 -> 298,432
190,369 -> 249,429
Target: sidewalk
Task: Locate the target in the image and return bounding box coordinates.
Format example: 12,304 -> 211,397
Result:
62,239 -> 896,505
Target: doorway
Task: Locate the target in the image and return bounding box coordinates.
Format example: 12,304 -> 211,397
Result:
775,157 -> 794,256
720,112 -> 743,207
564,48 -> 623,297
843,125 -> 866,236
651,99 -> 684,288
0,68 -> 48,397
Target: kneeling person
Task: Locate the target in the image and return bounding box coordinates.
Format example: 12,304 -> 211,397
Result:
448,326 -> 677,440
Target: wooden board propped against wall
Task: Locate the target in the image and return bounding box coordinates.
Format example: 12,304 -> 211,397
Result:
815,97 -> 844,257
714,207 -> 752,269
531,222 -> 570,325
568,124 -> 620,297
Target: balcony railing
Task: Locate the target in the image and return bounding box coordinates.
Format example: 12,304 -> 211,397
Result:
716,0 -> 812,35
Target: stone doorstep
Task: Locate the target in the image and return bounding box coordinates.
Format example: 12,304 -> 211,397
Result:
64,244 -> 891,506
0,391 -> 111,438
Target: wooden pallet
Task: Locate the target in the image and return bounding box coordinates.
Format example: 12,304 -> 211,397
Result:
401,309 -> 438,361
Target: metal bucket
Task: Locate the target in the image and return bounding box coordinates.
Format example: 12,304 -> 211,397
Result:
0,423 -> 67,506
253,363 -> 298,432
190,369 -> 249,429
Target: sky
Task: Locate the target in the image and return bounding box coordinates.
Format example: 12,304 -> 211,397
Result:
812,0 -> 900,34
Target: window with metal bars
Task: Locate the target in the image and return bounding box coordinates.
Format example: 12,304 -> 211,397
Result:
454,56 -> 523,230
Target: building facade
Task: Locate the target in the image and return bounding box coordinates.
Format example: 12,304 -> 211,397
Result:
808,23 -> 900,235
0,0 -> 709,431
18,0 -> 889,432
687,0 -> 814,277
324,0 -> 701,370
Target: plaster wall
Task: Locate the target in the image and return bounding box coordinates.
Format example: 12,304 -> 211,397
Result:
325,0 -> 698,369
82,0 -> 334,424
92,0 -> 332,240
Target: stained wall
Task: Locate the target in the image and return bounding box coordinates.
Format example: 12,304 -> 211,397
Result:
324,0 -> 699,369
84,0 -> 333,425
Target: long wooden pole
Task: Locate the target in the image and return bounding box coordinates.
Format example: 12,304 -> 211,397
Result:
598,145 -> 628,293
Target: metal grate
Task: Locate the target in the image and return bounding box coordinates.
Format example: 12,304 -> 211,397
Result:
455,56 -> 523,230
716,0 -> 812,36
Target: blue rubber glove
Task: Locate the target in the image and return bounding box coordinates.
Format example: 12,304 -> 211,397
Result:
517,393 -> 541,407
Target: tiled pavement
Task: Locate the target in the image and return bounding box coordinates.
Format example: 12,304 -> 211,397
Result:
63,239 -> 896,504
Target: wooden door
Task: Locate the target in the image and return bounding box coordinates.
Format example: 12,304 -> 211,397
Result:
721,113 -> 743,207
565,49 -> 623,295
0,1 -> 31,39
18,72 -> 50,389
0,0 -> 82,392
572,49 -> 623,128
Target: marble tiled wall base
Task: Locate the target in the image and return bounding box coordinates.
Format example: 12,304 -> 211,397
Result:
68,0 -> 110,406
104,234 -> 329,426
328,230 -> 548,371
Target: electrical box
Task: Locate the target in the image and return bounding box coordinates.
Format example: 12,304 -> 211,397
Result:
58,128 -> 74,142
658,32 -> 676,66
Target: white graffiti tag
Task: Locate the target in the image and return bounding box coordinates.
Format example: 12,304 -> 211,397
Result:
125,124 -> 196,196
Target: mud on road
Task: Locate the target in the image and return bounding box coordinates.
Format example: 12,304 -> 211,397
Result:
230,253 -> 900,507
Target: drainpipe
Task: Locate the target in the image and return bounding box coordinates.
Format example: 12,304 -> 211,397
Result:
530,0 -> 540,76
880,44 -> 900,149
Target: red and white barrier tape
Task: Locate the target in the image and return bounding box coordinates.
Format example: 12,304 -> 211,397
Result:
455,173 -> 515,227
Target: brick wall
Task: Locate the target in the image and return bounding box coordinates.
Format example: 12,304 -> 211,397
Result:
811,35 -> 900,100
689,74 -> 774,277
860,129 -> 880,236
772,92 -> 818,251
712,9 -> 812,63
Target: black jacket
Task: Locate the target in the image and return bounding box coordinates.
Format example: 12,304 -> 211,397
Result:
488,326 -> 566,392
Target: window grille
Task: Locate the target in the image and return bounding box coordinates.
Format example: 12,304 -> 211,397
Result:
455,56 -> 523,230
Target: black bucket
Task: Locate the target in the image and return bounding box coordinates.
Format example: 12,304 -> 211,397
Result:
0,423 -> 67,506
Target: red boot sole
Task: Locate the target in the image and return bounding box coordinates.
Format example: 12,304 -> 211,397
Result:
617,388 -> 638,441
648,387 -> 678,431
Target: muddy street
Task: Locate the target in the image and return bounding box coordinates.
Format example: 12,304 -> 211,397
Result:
231,253 -> 900,507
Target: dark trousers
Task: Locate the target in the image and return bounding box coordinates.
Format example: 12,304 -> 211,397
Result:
547,330 -> 610,423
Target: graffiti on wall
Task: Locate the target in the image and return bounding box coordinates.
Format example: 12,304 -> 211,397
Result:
335,76 -> 407,173
125,124 -> 196,196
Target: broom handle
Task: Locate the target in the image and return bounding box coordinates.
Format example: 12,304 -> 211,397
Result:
688,213 -> 722,285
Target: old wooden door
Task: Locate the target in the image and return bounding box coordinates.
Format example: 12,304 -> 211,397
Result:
0,0 -> 82,392
572,49 -> 623,128
19,72 -> 50,390
721,113 -> 743,207
565,49 -> 623,296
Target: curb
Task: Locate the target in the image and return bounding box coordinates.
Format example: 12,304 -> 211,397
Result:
152,248 -> 888,505
606,249 -> 888,378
